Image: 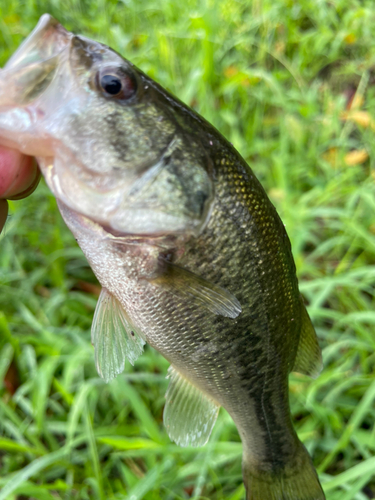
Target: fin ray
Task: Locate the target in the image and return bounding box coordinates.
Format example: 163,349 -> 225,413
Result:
91,288 -> 145,382
151,261 -> 241,318
292,299 -> 323,379
163,366 -> 220,447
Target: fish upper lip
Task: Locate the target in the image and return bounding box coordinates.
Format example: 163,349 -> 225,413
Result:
5,14 -> 71,72
0,15 -> 71,113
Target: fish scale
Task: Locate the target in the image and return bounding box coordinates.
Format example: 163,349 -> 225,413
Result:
182,147 -> 300,447
63,139 -> 303,468
0,14 -> 325,499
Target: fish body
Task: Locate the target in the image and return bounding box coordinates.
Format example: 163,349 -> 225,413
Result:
0,15 -> 325,499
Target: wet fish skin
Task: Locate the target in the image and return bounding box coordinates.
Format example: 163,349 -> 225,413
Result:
0,15 -> 325,499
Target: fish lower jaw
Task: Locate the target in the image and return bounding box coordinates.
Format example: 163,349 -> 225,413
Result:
98,215 -> 202,241
108,209 -> 204,238
56,200 -> 195,248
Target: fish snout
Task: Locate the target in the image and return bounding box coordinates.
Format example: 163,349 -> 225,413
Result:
0,15 -> 71,155
5,14 -> 71,71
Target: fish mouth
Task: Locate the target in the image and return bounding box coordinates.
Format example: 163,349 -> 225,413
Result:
0,15 -> 72,153
5,14 -> 71,72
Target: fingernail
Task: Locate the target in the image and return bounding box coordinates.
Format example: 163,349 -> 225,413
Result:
0,199 -> 9,234
7,164 -> 41,200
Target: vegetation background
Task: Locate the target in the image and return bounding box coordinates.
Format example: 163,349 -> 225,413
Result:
1,0 -> 375,498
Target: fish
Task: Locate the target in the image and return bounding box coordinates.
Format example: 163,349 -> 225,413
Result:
0,15 -> 325,500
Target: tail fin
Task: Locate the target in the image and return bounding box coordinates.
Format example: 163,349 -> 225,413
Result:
243,443 -> 325,500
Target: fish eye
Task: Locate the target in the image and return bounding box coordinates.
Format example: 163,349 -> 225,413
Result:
100,74 -> 122,95
96,66 -> 137,100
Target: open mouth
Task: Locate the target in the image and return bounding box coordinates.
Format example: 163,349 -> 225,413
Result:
5,14 -> 71,72
0,15 -> 72,149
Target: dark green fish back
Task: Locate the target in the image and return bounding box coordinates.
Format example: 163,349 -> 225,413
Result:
174,141 -> 325,499
176,141 -> 301,454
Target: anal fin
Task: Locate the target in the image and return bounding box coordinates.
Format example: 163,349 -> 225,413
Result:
91,288 -> 145,382
164,366 -> 220,447
292,299 -> 323,379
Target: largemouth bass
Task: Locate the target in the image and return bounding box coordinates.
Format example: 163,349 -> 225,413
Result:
0,15 -> 325,499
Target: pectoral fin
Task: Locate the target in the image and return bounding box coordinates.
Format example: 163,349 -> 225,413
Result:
292,299 -> 323,379
150,261 -> 241,319
91,288 -> 145,382
164,366 -> 220,447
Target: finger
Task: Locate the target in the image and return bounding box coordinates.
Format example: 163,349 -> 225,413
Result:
0,199 -> 8,234
0,147 -> 40,199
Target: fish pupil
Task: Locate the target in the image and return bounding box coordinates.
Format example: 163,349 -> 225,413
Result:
101,75 -> 122,95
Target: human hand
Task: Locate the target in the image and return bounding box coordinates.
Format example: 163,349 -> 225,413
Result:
0,146 -> 40,234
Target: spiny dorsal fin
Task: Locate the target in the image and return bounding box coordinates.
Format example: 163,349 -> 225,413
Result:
292,299 -> 323,379
164,366 -> 220,447
91,288 -> 145,382
150,261 -> 241,319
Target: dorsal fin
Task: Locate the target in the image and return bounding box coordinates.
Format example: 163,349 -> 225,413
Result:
292,299 -> 323,379
163,366 -> 220,447
91,288 -> 145,382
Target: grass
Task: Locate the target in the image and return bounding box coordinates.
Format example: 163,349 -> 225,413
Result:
1,0 -> 375,498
